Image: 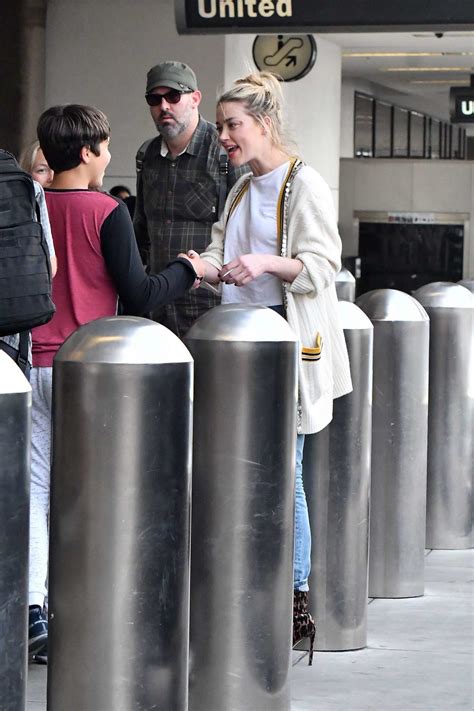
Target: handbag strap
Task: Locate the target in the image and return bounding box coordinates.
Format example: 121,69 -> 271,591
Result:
217,151 -> 229,218
277,157 -> 303,255
225,176 -> 251,226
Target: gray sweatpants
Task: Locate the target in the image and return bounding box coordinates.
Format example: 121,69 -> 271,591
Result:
29,366 -> 53,608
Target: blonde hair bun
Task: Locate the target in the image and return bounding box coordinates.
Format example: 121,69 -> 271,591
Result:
218,70 -> 295,155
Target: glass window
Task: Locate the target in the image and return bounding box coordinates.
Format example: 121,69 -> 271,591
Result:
431,119 -> 441,158
446,125 -> 453,159
459,129 -> 466,159
374,101 -> 392,157
352,91 -> 462,160
409,112 -> 425,158
453,128 -> 462,159
424,118 -> 431,158
393,107 -> 409,157
354,93 -> 374,157
441,123 -> 450,158
467,136 -> 474,160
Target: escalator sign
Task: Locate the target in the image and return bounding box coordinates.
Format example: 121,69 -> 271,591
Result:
252,35 -> 317,82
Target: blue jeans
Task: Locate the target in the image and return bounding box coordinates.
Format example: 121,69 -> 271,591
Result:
294,434 -> 311,591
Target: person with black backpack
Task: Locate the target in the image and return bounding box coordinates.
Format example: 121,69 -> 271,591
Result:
19,140 -> 54,189
27,103 -> 205,664
0,149 -> 57,377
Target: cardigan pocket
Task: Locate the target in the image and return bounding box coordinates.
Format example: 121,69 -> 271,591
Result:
299,346 -> 333,420
299,331 -> 325,406
301,332 -> 322,362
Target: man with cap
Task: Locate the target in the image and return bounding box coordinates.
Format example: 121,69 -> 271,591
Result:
134,60 -> 244,337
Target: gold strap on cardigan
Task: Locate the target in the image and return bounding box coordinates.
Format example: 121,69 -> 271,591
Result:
225,178 -> 251,226
226,158 -> 303,251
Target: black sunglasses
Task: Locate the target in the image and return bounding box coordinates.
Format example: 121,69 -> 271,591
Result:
145,89 -> 193,107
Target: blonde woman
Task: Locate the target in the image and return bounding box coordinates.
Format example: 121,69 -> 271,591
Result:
189,72 -> 352,662
20,140 -> 54,188
18,140 -> 57,281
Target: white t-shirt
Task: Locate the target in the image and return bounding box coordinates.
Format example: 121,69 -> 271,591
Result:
221,161 -> 290,306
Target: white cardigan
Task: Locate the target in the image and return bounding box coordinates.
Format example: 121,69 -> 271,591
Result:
202,165 -> 352,434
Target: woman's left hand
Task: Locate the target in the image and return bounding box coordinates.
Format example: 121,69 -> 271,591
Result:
219,254 -> 271,286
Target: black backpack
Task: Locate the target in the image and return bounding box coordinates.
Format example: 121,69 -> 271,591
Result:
0,149 -> 55,336
0,150 -> 55,354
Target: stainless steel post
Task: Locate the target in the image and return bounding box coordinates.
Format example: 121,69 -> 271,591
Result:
304,302 -> 373,650
48,316 -> 193,711
335,267 -> 356,302
0,351 -> 31,711
413,282 -> 473,550
184,305 -> 298,711
458,279 -> 474,294
357,289 -> 430,598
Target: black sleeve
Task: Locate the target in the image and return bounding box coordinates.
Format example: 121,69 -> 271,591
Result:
101,202 -> 196,315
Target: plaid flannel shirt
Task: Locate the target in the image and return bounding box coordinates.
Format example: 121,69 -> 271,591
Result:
134,117 -> 245,337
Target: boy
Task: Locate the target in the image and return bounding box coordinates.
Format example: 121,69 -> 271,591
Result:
28,104 -> 204,663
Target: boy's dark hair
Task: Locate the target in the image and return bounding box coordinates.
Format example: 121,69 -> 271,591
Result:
37,104 -> 110,173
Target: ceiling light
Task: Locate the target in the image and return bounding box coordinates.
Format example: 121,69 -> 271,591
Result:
382,67 -> 473,72
410,79 -> 471,84
412,32 -> 474,37
343,51 -> 474,58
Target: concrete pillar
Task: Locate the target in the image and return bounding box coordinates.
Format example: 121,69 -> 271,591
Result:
20,0 -> 48,149
0,2 -> 24,154
0,0 -> 47,156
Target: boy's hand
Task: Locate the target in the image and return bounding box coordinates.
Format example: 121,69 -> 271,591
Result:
178,250 -> 204,289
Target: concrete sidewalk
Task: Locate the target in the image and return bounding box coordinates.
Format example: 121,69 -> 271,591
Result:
27,549 -> 473,710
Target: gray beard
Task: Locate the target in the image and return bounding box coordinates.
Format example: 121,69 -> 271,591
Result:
157,119 -> 187,140
155,102 -> 194,141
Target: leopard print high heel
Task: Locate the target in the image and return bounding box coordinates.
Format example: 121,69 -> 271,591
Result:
293,590 -> 316,665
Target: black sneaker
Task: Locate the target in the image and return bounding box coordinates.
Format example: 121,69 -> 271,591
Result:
28,605 -> 48,655
34,640 -> 48,665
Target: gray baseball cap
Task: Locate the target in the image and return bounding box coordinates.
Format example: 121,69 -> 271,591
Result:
146,61 -> 198,94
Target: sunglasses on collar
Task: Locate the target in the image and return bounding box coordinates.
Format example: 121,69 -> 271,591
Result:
145,89 -> 193,106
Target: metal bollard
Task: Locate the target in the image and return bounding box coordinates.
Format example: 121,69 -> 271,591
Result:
413,282 -> 473,550
48,317 -> 193,711
0,351 -> 31,711
335,267 -> 356,302
304,301 -> 373,650
457,279 -> 474,294
184,305 -> 298,711
357,289 -> 430,598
